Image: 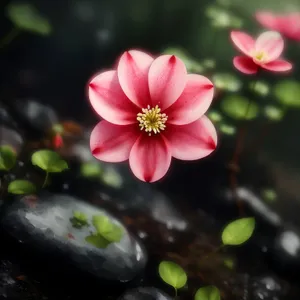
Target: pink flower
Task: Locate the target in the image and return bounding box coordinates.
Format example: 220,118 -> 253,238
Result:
230,31 -> 292,74
88,50 -> 217,182
256,12 -> 300,41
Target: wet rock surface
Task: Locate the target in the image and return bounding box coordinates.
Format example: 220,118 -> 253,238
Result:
119,287 -> 173,300
0,193 -> 147,282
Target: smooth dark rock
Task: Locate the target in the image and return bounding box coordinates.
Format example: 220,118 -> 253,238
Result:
119,287 -> 172,300
0,193 -> 147,282
0,126 -> 23,154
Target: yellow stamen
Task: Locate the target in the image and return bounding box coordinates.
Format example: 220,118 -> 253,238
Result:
253,51 -> 267,62
137,105 -> 168,136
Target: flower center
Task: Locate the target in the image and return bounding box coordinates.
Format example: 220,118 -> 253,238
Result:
137,105 -> 168,136
253,51 -> 267,62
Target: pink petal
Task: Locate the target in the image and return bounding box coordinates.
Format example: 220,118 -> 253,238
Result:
164,116 -> 217,160
165,74 -> 214,125
233,56 -> 258,74
148,55 -> 187,110
129,134 -> 171,182
89,71 -> 139,125
90,121 -> 139,162
255,12 -> 280,31
230,31 -> 255,56
283,13 -> 300,41
117,50 -> 154,108
255,31 -> 284,61
261,59 -> 293,72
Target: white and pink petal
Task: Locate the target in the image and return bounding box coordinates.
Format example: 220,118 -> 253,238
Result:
261,59 -> 292,72
90,121 -> 139,163
230,31 -> 255,56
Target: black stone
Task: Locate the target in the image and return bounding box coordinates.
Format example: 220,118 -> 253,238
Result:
0,193 -> 147,282
119,287 -> 172,300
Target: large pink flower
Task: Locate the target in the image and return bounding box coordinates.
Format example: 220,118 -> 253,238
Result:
88,50 -> 217,182
256,12 -> 300,41
230,31 -> 292,74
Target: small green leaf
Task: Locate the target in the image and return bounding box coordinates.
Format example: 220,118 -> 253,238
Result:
261,188 -> 277,203
222,217 -> 255,246
158,261 -> 187,289
0,145 -> 17,171
208,111 -> 223,123
80,162 -> 103,178
92,215 -> 123,242
223,257 -> 235,269
101,167 -> 123,188
274,80 -> 300,108
31,150 -> 68,173
70,211 -> 89,228
8,180 -> 36,195
213,73 -> 241,92
7,3 -> 52,35
85,234 -> 111,249
221,95 -> 258,120
250,81 -> 270,96
264,105 -> 285,121
219,124 -> 236,135
195,286 -> 220,300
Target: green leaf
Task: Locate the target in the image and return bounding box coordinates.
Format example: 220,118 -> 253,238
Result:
208,111 -> 223,123
221,95 -> 259,120
80,162 -> 103,178
101,167 -> 123,188
222,217 -> 255,246
219,124 -> 236,135
264,105 -> 285,121
274,80 -> 300,108
70,211 -> 89,228
261,188 -> 277,203
8,180 -> 36,195
92,215 -> 123,243
0,145 -> 16,171
194,286 -> 220,300
85,234 -> 111,249
158,261 -> 187,289
31,150 -> 68,173
6,3 -> 52,35
213,73 -> 241,92
250,81 -> 270,96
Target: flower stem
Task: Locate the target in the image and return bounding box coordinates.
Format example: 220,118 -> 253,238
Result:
229,79 -> 258,215
42,172 -> 49,188
174,288 -> 178,300
0,27 -> 20,49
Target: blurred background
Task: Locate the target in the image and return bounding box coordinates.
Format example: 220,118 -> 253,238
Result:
1,0 -> 300,299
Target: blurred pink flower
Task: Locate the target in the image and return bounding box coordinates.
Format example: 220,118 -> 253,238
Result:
88,50 -> 217,182
230,31 -> 292,74
256,12 -> 300,41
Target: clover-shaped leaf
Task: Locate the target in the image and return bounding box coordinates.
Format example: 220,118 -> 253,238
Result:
274,80 -> 300,108
194,286 -> 220,300
0,145 -> 16,171
85,234 -> 112,249
8,180 -> 36,195
31,150 -> 68,173
221,95 -> 259,120
158,261 -> 187,289
7,2 -> 52,35
70,211 -> 89,228
222,217 -> 255,246
92,215 -> 123,243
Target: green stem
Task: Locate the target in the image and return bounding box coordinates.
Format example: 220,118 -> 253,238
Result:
174,288 -> 178,300
0,27 -> 20,49
42,172 -> 49,188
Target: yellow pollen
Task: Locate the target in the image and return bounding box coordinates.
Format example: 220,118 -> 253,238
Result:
137,105 -> 168,136
254,51 -> 267,62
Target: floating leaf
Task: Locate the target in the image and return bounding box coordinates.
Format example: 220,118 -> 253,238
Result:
222,217 -> 255,246
7,3 -> 52,35
195,286 -> 220,300
264,105 -> 285,121
31,150 -> 68,173
158,261 -> 187,289
85,234 -> 111,249
208,111 -> 223,123
221,95 -> 259,120
250,81 -> 270,96
219,124 -> 236,135
162,47 -> 204,73
213,73 -> 241,92
80,162 -> 103,178
261,188 -> 277,203
92,215 -> 123,242
8,180 -> 36,195
70,211 -> 89,228
0,145 -> 16,171
274,80 -> 300,108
